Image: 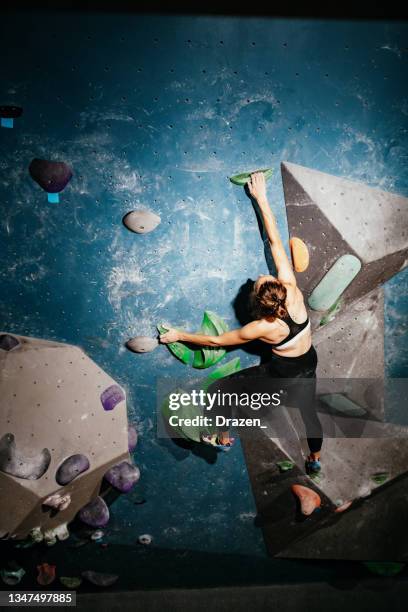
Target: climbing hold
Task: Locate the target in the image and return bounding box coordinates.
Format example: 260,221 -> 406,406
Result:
291,484 -> 321,515
128,424 -> 138,452
30,527 -> 43,543
1,562 -> 25,585
53,523 -> 69,541
78,496 -> 110,528
103,461 -> 140,493
0,433 -> 51,480
192,311 -> 228,369
0,105 -> 22,128
320,393 -> 367,417
138,534 -> 152,545
334,500 -> 353,513
0,333 -> 20,351
82,570 -> 118,587
363,562 -> 405,577
37,563 -> 56,586
43,530 -> 57,547
276,460 -> 295,472
100,384 -> 125,411
56,454 -> 90,486
60,576 -> 82,589
319,297 -> 342,326
202,357 -> 241,392
371,472 -> 389,485
229,167 -> 273,186
122,210 -> 161,234
157,323 -> 194,365
308,254 -> 361,311
126,336 -> 158,353
90,530 -> 104,541
29,158 -> 73,203
290,237 -> 309,272
43,492 -> 72,511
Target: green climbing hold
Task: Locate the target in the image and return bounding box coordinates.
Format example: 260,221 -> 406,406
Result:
319,393 -> 367,417
276,460 -> 295,472
308,254 -> 361,312
371,472 -> 389,485
202,357 -> 241,392
229,168 -> 273,186
363,562 -> 405,577
60,576 -> 83,589
309,472 -> 323,485
157,324 -> 194,365
319,297 -> 343,326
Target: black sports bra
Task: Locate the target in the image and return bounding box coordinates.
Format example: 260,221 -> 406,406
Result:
269,311 -> 310,348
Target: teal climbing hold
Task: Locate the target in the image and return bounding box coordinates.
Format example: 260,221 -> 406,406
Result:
319,393 -> 367,417
229,168 -> 273,186
308,254 -> 361,311
319,297 -> 343,326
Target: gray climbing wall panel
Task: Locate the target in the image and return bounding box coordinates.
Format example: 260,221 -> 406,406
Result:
0,332 -> 130,540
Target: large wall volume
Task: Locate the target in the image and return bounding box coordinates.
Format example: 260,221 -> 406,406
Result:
1,10 -> 407,563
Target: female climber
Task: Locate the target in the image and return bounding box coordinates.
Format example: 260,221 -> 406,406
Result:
159,171 -> 323,475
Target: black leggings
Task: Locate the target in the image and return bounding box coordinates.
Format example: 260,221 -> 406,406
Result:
207,345 -> 323,454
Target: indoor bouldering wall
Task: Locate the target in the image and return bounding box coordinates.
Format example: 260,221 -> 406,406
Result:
1,8 -> 408,590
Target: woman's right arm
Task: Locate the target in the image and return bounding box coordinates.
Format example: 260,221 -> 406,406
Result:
247,172 -> 297,287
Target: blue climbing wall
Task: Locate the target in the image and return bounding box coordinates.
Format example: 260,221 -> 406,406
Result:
1,10 -> 407,567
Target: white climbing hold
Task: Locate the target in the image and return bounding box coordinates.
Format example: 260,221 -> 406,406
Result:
123,210 -> 161,234
138,534 -> 152,545
126,336 -> 158,353
90,530 -> 104,541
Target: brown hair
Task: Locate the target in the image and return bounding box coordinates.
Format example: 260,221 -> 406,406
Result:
251,279 -> 288,321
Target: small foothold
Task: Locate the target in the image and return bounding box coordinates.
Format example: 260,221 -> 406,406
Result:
290,237 -> 309,272
78,496 -> 110,528
276,460 -> 295,472
0,334 -> 20,351
291,484 -> 321,515
122,209 -> 161,234
81,570 -> 118,587
334,500 -> 353,513
229,167 -> 273,186
104,461 -> 140,493
126,336 -> 158,353
30,527 -> 43,543
128,424 -> 138,452
29,158 -> 73,199
90,530 -> 105,541
43,530 -> 57,547
60,576 -> 82,589
1,563 -> 25,586
371,472 -> 389,485
100,384 -> 125,411
43,492 -> 72,511
37,563 -> 56,586
138,534 -> 152,545
56,454 -> 90,485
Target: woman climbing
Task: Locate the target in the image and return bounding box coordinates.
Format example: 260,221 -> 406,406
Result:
159,172 -> 323,475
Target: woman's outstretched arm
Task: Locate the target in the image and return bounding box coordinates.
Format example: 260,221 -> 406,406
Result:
247,172 -> 296,286
159,320 -> 263,347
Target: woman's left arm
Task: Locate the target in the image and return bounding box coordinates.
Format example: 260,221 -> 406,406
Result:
160,320 -> 263,347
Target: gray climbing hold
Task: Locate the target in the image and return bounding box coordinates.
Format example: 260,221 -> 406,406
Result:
103,461 -> 140,493
128,425 -> 138,452
319,393 -> 367,417
0,434 -> 51,480
308,254 -> 362,311
123,209 -> 161,234
55,454 -> 90,486
0,334 -> 20,351
126,336 -> 158,353
78,496 -> 110,527
82,570 -> 119,587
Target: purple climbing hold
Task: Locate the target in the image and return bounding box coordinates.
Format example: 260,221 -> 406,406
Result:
78,496 -> 109,528
100,384 -> 125,411
0,334 -> 20,351
128,425 -> 138,452
103,461 -> 140,493
81,570 -> 118,587
29,158 -> 73,203
55,454 -> 90,486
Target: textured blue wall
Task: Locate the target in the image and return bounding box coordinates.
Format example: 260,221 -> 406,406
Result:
1,12 -> 407,560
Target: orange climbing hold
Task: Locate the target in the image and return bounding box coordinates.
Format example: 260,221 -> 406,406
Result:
37,563 -> 56,586
290,237 -> 309,272
334,500 -> 353,513
291,484 -> 321,515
